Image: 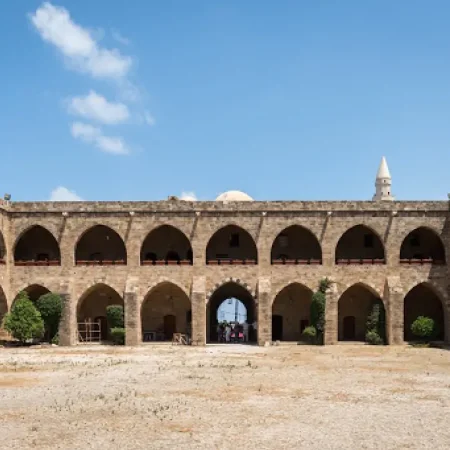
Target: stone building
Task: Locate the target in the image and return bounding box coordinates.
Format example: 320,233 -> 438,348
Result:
0,158 -> 448,346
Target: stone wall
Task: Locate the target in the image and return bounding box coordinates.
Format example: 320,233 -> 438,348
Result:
0,199 -> 448,346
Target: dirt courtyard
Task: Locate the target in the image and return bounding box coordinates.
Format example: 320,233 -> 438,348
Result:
0,344 -> 449,449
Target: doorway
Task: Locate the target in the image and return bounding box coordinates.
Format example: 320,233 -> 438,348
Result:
164,314 -> 176,339
272,315 -> 283,341
343,316 -> 356,340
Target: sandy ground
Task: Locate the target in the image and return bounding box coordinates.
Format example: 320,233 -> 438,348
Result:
0,344 -> 449,450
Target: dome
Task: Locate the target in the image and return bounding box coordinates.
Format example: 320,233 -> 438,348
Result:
215,190 -> 253,202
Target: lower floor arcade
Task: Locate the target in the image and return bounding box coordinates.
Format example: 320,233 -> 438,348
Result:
1,278 -> 449,346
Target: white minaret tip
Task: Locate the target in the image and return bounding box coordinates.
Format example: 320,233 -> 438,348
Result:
376,156 -> 391,179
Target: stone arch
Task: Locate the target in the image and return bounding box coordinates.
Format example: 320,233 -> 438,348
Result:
77,283 -> 124,341
205,224 -> 258,264
141,281 -> 192,341
338,282 -> 385,342
206,280 -> 256,342
403,282 -> 446,341
0,231 -> 6,261
14,225 -> 61,265
272,283 -> 313,341
15,284 -> 51,303
75,225 -> 127,265
399,227 -> 446,264
140,225 -> 193,265
335,225 -> 385,264
271,225 -> 322,264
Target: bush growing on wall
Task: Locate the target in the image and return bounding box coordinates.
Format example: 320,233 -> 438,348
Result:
110,327 -> 126,345
3,292 -> 44,344
302,326 -> 317,344
365,300 -> 386,345
36,293 -> 63,342
106,305 -> 124,329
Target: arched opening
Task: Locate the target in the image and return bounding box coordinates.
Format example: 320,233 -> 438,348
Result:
272,283 -> 313,341
335,225 -> 385,264
75,225 -> 126,265
271,226 -> 322,264
403,283 -> 445,341
18,284 -> 51,303
338,284 -> 385,341
206,225 -> 257,265
400,228 -> 446,264
77,284 -> 124,341
207,282 -> 256,342
14,226 -> 60,266
0,231 -> 6,264
141,282 -> 191,341
140,225 -> 193,265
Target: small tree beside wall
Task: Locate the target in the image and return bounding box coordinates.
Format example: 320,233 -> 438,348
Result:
106,305 -> 125,345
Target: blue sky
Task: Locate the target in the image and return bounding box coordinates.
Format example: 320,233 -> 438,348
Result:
1,1 -> 450,202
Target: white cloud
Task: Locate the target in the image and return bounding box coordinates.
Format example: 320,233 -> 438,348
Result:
112,30 -> 130,46
49,186 -> 82,201
180,191 -> 197,201
30,3 -> 131,79
68,90 -> 129,124
144,111 -> 155,126
71,122 -> 130,155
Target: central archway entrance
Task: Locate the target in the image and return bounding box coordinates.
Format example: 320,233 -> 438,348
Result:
207,282 -> 256,343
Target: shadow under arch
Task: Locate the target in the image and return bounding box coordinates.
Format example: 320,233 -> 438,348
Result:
207,281 -> 256,342
335,224 -> 385,264
206,225 -> 257,264
403,282 -> 446,341
75,225 -> 127,265
14,284 -> 51,303
399,227 -> 446,264
271,225 -> 322,264
77,283 -> 124,341
14,225 -> 61,264
272,282 -> 313,341
338,282 -> 385,342
140,225 -> 193,265
141,281 -> 192,341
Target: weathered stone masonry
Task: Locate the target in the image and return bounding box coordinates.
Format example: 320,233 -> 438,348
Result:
0,198 -> 448,346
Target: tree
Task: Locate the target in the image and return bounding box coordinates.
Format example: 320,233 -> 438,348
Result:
3,292 -> 44,344
309,278 -> 332,345
365,300 -> 386,345
36,293 -> 63,342
106,305 -> 124,329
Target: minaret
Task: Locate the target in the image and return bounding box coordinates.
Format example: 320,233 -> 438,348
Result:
372,156 -> 394,201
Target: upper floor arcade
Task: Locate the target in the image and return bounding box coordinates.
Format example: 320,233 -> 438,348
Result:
0,199 -> 447,270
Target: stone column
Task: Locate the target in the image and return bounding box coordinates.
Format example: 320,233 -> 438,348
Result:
384,276 -> 404,345
124,277 -> 140,346
191,276 -> 206,346
324,282 -> 338,345
257,277 -> 271,346
59,291 -> 76,346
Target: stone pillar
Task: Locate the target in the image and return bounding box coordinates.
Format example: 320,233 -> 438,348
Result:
257,277 -> 271,346
324,282 -> 338,345
384,276 -> 404,345
125,292 -> 140,346
59,291 -> 76,346
191,276 -> 206,346
125,277 -> 140,346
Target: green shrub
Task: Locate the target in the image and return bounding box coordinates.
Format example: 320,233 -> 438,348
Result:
36,293 -> 63,342
310,291 -> 326,343
318,278 -> 332,294
106,305 -> 124,329
110,327 -> 125,345
51,333 -> 59,345
411,316 -> 434,341
3,292 -> 44,344
302,326 -> 317,344
365,330 -> 383,345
